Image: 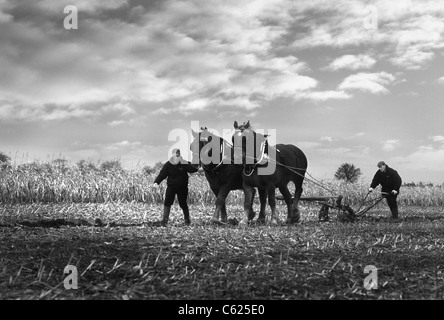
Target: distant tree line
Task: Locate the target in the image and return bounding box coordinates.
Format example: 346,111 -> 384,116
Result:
1,152 -> 436,183
1,151 -> 204,176
403,181 -> 437,188
333,162 -> 441,187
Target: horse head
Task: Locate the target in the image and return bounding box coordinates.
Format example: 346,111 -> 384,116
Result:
232,120 -> 270,166
190,127 -> 225,169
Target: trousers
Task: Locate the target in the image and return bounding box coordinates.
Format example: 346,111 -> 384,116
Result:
164,186 -> 190,213
385,193 -> 399,218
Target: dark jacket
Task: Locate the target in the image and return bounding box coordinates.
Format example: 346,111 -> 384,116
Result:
154,157 -> 198,187
370,165 -> 402,194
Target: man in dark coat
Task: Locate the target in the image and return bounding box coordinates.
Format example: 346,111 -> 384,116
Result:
153,148 -> 198,225
369,161 -> 402,219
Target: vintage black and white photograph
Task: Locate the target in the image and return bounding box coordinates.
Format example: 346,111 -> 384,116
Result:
1,0 -> 444,303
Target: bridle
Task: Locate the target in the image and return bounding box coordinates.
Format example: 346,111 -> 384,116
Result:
193,131 -> 228,174
233,129 -> 269,176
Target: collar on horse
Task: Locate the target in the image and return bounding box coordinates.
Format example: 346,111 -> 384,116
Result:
243,137 -> 270,176
200,134 -> 226,174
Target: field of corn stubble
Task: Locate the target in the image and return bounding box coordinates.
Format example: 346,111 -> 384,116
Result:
1,162 -> 444,300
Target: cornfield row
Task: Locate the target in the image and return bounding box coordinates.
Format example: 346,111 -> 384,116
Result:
0,163 -> 443,207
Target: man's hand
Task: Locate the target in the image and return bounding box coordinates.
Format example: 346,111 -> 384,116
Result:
368,188 -> 374,193
391,190 -> 398,195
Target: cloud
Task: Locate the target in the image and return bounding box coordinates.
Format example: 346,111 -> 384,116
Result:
393,145 -> 444,171
290,0 -> 444,70
105,140 -> 142,150
297,141 -> 321,149
338,72 -> 396,94
320,136 -> 333,142
0,98 -> 136,122
300,90 -> 352,101
389,48 -> 435,70
430,135 -> 444,143
382,139 -> 401,151
438,77 -> 444,85
36,0 -> 129,14
1,0 -> 337,120
0,0 -> 443,125
325,54 -> 377,71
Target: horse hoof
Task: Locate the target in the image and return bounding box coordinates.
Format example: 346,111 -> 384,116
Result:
239,219 -> 249,226
256,218 -> 266,225
270,219 -> 279,225
286,218 -> 299,224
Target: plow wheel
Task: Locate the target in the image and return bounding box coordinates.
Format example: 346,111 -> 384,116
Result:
318,205 -> 330,222
337,205 -> 357,223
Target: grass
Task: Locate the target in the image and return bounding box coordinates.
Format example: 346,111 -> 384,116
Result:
1,202 -> 444,300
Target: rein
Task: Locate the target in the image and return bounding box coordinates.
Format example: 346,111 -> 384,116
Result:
234,138 -> 268,176
197,135 -> 233,174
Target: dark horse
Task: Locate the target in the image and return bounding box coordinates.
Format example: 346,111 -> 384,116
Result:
233,121 -> 308,224
190,127 -> 266,223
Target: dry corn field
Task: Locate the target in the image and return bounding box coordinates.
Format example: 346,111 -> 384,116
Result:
1,162 -> 443,206
1,162 -> 444,301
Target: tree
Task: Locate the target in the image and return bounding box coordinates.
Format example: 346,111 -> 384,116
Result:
334,163 -> 362,183
0,151 -> 10,164
77,159 -> 98,173
100,159 -> 123,172
0,151 -> 11,171
142,161 -> 164,175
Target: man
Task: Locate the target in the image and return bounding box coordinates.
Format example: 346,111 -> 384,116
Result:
369,161 -> 402,219
153,148 -> 198,225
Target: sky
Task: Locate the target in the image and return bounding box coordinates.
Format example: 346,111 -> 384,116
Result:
1,0 -> 444,184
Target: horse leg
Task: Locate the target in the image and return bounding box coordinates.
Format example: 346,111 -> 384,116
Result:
268,185 -> 279,225
279,185 -> 294,224
211,186 -> 221,223
257,188 -> 267,224
248,188 -> 256,221
291,178 -> 304,223
221,203 -> 228,223
215,186 -> 230,223
241,183 -> 254,225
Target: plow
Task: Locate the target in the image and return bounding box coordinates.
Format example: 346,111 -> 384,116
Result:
272,161 -> 389,222
277,192 -> 388,222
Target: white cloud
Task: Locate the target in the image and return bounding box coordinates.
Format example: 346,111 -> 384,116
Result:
338,72 -> 396,94
390,48 -> 435,70
300,90 -> 352,101
438,77 -> 444,85
320,136 -> 333,142
382,139 -> 401,151
1,0 -> 444,123
393,145 -> 444,171
0,0 -> 330,120
318,147 -> 353,155
430,136 -> 444,143
325,54 -> 376,71
101,102 -> 135,116
297,141 -> 321,149
290,0 -> 444,70
38,0 -> 129,13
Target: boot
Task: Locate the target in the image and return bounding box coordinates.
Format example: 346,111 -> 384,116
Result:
391,206 -> 399,219
182,207 -> 191,225
161,206 -> 171,225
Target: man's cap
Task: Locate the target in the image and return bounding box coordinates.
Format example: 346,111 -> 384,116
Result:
377,161 -> 386,167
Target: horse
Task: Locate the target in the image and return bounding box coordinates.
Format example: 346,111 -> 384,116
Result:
190,127 -> 266,223
232,120 -> 308,225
